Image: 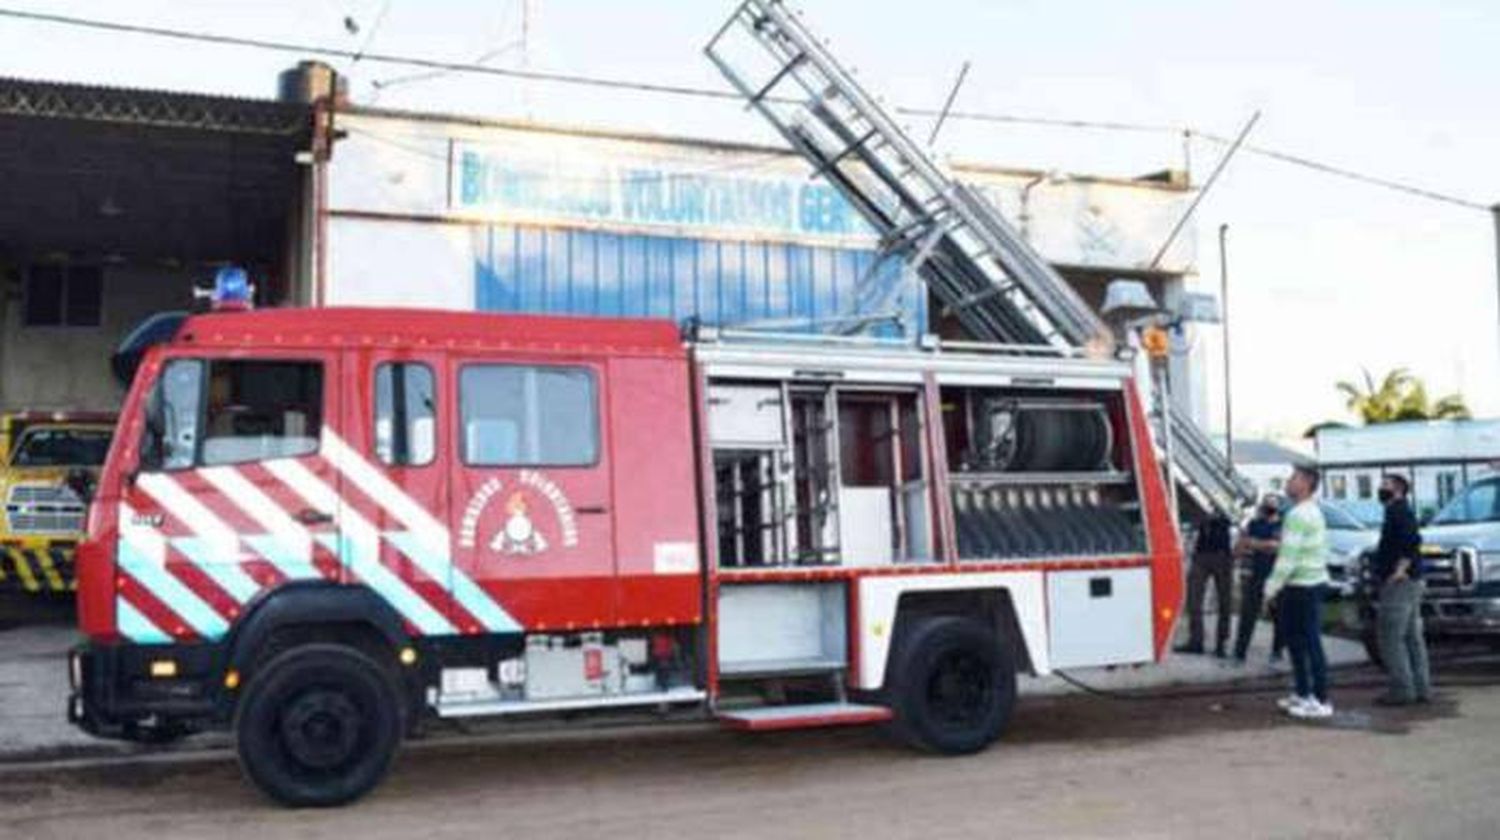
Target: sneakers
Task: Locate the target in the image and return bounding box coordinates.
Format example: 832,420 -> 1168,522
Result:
1275,694 -> 1305,711
1289,698 -> 1335,719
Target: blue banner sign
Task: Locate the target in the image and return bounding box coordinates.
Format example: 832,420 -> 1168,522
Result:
451,142 -> 872,243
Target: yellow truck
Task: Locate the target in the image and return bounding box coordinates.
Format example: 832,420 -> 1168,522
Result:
0,412 -> 114,594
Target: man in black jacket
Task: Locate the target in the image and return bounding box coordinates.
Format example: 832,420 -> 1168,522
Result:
1176,512 -> 1234,656
1372,474 -> 1431,705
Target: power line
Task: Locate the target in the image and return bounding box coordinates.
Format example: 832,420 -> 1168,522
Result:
1190,130 -> 1489,211
0,6 -> 750,102
0,5 -> 1488,213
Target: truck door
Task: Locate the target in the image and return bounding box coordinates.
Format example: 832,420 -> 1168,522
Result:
118,352 -> 343,642
337,350 -> 471,634
448,357 -> 617,631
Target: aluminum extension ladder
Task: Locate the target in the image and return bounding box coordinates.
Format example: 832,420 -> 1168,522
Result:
706,0 -> 1106,352
706,0 -> 1254,519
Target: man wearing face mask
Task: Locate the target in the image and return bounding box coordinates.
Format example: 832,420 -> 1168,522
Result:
1371,474 -> 1431,706
1232,494 -> 1285,663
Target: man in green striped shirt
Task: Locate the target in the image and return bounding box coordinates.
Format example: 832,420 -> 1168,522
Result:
1265,464 -> 1333,719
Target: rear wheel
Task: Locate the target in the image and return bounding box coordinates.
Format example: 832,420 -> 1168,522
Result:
234,643 -> 403,807
888,616 -> 1016,755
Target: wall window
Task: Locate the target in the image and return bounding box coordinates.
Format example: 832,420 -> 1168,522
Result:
1329,475 -> 1348,500
460,365 -> 597,466
24,264 -> 102,327
143,359 -> 322,470
1356,474 -> 1373,500
375,362 -> 436,466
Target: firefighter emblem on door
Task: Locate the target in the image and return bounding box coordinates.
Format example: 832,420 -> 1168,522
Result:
459,471 -> 580,558
491,493 -> 547,555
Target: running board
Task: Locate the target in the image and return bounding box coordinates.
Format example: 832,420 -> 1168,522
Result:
717,702 -> 893,732
435,687 -> 706,719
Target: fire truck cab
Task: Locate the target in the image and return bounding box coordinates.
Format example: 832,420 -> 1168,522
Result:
70,307 -> 1181,806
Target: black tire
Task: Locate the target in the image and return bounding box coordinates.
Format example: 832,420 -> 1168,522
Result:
234,643 -> 403,807
888,616 -> 1016,755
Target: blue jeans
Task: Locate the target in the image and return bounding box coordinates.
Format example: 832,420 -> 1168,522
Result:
1281,584 -> 1328,702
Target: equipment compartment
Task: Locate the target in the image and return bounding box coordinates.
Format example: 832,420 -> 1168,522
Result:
943,386 -> 1147,561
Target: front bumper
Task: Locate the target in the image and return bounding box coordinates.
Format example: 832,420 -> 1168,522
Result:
1421,598 -> 1500,637
0,541 -> 76,593
68,641 -> 227,740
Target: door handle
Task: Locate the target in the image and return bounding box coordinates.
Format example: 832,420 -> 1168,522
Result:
576,505 -> 609,516
295,508 -> 333,525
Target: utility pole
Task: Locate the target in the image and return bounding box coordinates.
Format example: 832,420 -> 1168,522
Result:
1219,223 -> 1233,469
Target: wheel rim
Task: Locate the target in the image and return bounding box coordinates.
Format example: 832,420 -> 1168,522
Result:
279,688 -> 364,771
927,649 -> 994,728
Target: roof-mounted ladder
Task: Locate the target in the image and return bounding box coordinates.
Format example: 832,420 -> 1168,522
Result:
706,0 -> 1253,518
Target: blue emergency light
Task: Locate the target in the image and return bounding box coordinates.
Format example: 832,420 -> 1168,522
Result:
210,266 -> 253,311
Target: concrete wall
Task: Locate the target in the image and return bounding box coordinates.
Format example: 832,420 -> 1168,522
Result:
0,263 -> 192,412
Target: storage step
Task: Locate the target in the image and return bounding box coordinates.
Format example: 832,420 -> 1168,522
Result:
717,657 -> 846,680
717,702 -> 893,732
435,687 -> 706,719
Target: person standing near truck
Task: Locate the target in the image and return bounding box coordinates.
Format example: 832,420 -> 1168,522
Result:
1265,465 -> 1333,719
1176,511 -> 1235,656
1232,494 -> 1284,663
1371,474 -> 1431,706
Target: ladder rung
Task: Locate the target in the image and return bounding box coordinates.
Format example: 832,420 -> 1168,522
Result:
750,53 -> 807,104
808,128 -> 882,178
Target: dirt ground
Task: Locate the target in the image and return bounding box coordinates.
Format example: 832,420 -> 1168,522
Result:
3,665 -> 1499,840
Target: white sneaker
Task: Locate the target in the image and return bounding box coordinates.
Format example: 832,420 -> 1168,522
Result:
1276,694 -> 1307,712
1290,699 -> 1334,720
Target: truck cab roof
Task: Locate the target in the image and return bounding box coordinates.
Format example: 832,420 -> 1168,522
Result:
172,307 -> 686,357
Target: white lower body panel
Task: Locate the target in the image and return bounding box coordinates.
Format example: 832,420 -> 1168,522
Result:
856,571 -> 1049,691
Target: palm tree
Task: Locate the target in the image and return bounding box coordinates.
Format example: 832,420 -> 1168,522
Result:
1334,368 -> 1470,425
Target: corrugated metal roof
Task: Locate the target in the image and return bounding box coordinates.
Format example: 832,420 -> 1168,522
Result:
0,75 -> 307,136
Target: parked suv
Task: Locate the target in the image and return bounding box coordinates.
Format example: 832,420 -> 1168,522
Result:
1355,476 -> 1500,662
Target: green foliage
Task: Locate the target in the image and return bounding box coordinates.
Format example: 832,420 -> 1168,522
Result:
1334,368 -> 1471,425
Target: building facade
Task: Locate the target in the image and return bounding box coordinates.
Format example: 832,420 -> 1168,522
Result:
1,69 -> 1211,425
1316,419 -> 1500,519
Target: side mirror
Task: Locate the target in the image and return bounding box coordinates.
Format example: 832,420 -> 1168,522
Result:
64,468 -> 96,503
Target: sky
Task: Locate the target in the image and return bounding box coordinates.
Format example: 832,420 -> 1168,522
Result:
1,0 -> 1497,440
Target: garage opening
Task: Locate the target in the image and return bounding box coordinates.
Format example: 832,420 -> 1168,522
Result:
0,76 -> 312,412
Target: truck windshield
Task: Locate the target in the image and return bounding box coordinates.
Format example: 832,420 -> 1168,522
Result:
1430,480 -> 1500,526
12,427 -> 112,467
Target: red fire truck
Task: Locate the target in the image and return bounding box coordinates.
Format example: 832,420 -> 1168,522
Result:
68,305 -> 1180,805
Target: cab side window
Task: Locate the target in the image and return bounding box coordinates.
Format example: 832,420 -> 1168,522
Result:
460,365 -> 597,466
147,359 -> 203,470
143,359 -> 323,470
374,362 -> 436,466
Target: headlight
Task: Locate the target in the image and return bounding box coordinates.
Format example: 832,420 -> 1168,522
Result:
1479,552 -> 1500,582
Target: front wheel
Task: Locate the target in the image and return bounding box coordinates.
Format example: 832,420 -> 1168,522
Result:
887,616 -> 1016,755
234,643 -> 404,807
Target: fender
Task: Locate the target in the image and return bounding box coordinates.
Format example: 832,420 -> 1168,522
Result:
855,572 -> 1050,692
224,580 -> 412,676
